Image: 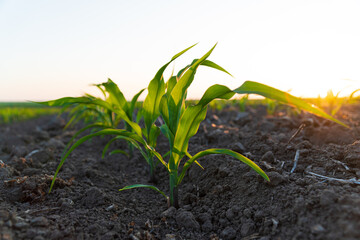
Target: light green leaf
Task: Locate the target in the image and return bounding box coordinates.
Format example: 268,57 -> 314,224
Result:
172,105 -> 207,168
109,149 -> 129,157
49,129 -> 145,193
119,184 -> 168,200
200,60 -> 233,77
64,123 -> 112,157
172,84 -> 236,168
102,136 -> 130,158
234,81 -> 349,128
143,44 -> 197,136
198,84 -> 234,107
167,44 -> 217,135
178,148 -> 269,185
129,88 -> 145,120
36,97 -> 93,107
101,78 -> 129,113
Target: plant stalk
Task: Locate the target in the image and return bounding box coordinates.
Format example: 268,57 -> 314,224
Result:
148,161 -> 157,184
170,173 -> 179,208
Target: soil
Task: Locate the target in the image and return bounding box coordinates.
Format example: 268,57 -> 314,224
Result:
0,103 -> 360,240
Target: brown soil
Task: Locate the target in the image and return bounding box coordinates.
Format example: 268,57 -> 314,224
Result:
0,103 -> 360,240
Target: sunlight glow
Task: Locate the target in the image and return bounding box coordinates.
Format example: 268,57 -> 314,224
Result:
1,0 -> 359,101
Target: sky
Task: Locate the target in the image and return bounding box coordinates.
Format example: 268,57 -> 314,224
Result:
1,0 -> 360,101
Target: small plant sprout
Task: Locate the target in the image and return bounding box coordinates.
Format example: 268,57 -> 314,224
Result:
324,89 -> 344,116
119,44 -> 349,208
46,44 -> 199,192
44,43 -> 348,209
238,94 -> 249,112
349,89 -> 360,102
39,80 -> 145,158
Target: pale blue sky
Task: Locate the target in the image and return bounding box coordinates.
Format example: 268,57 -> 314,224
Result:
1,0 -> 360,101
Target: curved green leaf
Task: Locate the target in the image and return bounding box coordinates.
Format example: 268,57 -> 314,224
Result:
119,184 -> 168,200
49,129 -> 146,193
178,148 -> 269,185
102,78 -> 129,113
172,84 -> 236,168
166,44 -> 217,135
201,60 -> 233,77
63,123 -> 112,158
102,136 -> 130,158
129,88 -> 145,120
234,81 -> 349,128
36,97 -> 93,107
143,44 -> 197,136
198,84 -> 234,107
109,149 -> 129,157
172,105 -> 207,168
350,89 -> 360,100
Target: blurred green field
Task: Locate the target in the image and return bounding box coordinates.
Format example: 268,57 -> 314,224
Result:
0,102 -> 60,124
1,93 -> 359,125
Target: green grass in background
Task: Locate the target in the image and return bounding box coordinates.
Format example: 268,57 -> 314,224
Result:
0,102 -> 60,124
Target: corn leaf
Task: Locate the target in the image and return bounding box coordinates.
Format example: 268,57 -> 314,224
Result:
148,125 -> 161,148
36,97 -> 94,107
119,184 -> 168,200
63,123 -> 112,157
102,136 -> 130,158
166,44 -> 217,135
350,89 -> 360,100
178,148 -> 269,185
160,124 -> 174,150
166,76 -> 177,95
101,79 -> 129,114
200,60 -> 233,77
172,84 -> 235,167
176,59 -> 231,79
91,83 -> 107,99
234,81 -> 349,128
109,149 -> 129,157
198,84 -> 234,107
49,129 -> 147,192
129,88 -> 145,120
143,44 -> 197,136
172,105 -> 207,168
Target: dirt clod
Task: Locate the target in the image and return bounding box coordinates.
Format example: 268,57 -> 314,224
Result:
176,209 -> 200,230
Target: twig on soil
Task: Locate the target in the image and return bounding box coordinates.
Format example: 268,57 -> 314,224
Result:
24,207 -> 60,215
287,123 -> 306,145
331,159 -> 350,171
306,171 -> 360,185
202,124 -> 208,134
280,161 -> 285,169
290,150 -> 300,173
241,233 -> 260,240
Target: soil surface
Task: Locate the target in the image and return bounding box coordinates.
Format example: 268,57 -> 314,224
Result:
1,103 -> 360,240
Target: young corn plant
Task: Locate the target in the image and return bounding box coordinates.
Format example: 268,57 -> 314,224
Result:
324,90 -> 344,116
40,79 -> 145,158
119,44 -> 349,208
237,94 -> 249,112
349,89 -> 360,102
47,44 -> 200,191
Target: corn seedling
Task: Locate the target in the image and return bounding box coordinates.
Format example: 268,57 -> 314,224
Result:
349,89 -> 360,102
119,44 -> 349,208
237,94 -> 249,112
324,90 -> 344,116
265,98 -> 278,115
47,44 -> 201,191
45,44 -> 348,209
40,80 -> 145,158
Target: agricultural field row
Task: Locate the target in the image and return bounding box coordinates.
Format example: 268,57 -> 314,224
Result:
0,102 -> 60,124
